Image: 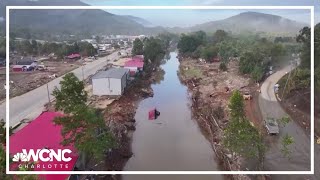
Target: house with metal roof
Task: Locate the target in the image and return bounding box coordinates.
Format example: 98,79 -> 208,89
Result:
92,68 -> 129,96
9,112 -> 79,180
124,58 -> 144,75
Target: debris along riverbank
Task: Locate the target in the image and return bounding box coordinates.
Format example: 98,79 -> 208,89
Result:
44,68 -> 158,178
178,57 -> 252,180
100,71 -> 157,172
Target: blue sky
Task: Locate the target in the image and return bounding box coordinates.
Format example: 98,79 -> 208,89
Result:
82,0 -> 319,27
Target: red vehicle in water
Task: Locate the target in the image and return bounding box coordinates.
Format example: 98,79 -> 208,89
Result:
148,108 -> 160,120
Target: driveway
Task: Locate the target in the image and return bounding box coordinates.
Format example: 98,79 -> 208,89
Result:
259,64 -> 319,179
0,49 -> 130,127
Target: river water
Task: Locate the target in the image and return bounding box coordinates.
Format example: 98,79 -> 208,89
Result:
123,52 -> 223,180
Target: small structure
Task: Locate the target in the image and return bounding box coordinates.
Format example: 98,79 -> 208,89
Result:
66,53 -> 81,60
9,112 -> 79,180
124,58 -> 144,75
92,68 -> 129,96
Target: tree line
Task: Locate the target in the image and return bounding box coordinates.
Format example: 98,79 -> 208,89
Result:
10,39 -> 97,59
279,26 -> 313,98
177,30 -> 297,82
224,90 -> 294,170
131,33 -> 173,72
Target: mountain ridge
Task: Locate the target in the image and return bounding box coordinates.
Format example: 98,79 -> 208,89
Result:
0,0 -> 309,39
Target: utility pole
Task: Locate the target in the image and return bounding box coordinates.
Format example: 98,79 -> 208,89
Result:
82,66 -> 85,81
82,58 -> 85,81
281,63 -> 293,100
46,83 -> 51,105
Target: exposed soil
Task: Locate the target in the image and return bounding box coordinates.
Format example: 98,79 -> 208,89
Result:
178,58 -> 260,180
43,66 -> 159,180
0,60 -> 81,101
278,89 -> 312,134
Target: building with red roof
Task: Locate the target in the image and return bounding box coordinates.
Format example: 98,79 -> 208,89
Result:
9,112 -> 79,180
124,58 -> 144,76
66,53 -> 81,60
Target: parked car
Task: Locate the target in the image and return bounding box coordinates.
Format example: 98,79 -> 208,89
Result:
264,118 -> 279,135
243,92 -> 252,100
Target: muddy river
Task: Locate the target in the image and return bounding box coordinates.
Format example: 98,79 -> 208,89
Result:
123,52 -> 223,180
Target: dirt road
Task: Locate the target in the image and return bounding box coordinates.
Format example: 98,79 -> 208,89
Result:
259,64 -> 319,179
0,49 -> 130,127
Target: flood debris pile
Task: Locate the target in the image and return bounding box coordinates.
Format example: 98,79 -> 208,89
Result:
179,58 -> 252,180
2,60 -> 81,100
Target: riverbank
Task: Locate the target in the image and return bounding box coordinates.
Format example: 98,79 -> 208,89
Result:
123,52 -> 223,177
177,57 -> 253,180
44,68 -> 159,179
100,71 -> 158,172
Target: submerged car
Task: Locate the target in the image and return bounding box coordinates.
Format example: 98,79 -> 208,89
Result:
264,118 -> 279,135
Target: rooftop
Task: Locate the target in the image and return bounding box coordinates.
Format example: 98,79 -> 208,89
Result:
92,68 -> 129,79
9,112 -> 78,180
67,54 -> 81,59
124,59 -> 144,68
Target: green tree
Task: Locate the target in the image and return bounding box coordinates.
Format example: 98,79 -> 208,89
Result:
296,27 -> 311,68
217,40 -> 238,62
223,117 -> 265,170
21,40 -> 33,55
270,43 -> 286,62
132,38 -> 144,55
143,37 -> 165,65
251,66 -> 264,82
53,73 -> 87,113
224,91 -> 265,170
228,90 -> 245,119
213,29 -> 228,43
177,31 -> 207,55
31,40 -> 38,55
239,51 -> 263,74
78,42 -> 96,56
200,45 -> 218,61
52,73 -> 115,159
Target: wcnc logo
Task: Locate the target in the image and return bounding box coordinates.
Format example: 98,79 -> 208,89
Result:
12,149 -> 72,170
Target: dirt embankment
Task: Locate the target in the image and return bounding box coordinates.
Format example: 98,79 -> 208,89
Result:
44,67 -> 160,180
277,74 -> 316,136
178,58 -> 260,180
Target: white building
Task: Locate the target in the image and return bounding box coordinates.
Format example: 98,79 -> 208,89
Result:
92,68 -> 129,96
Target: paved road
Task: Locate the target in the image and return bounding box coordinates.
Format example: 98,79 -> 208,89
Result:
259,65 -> 319,179
0,49 -> 130,126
